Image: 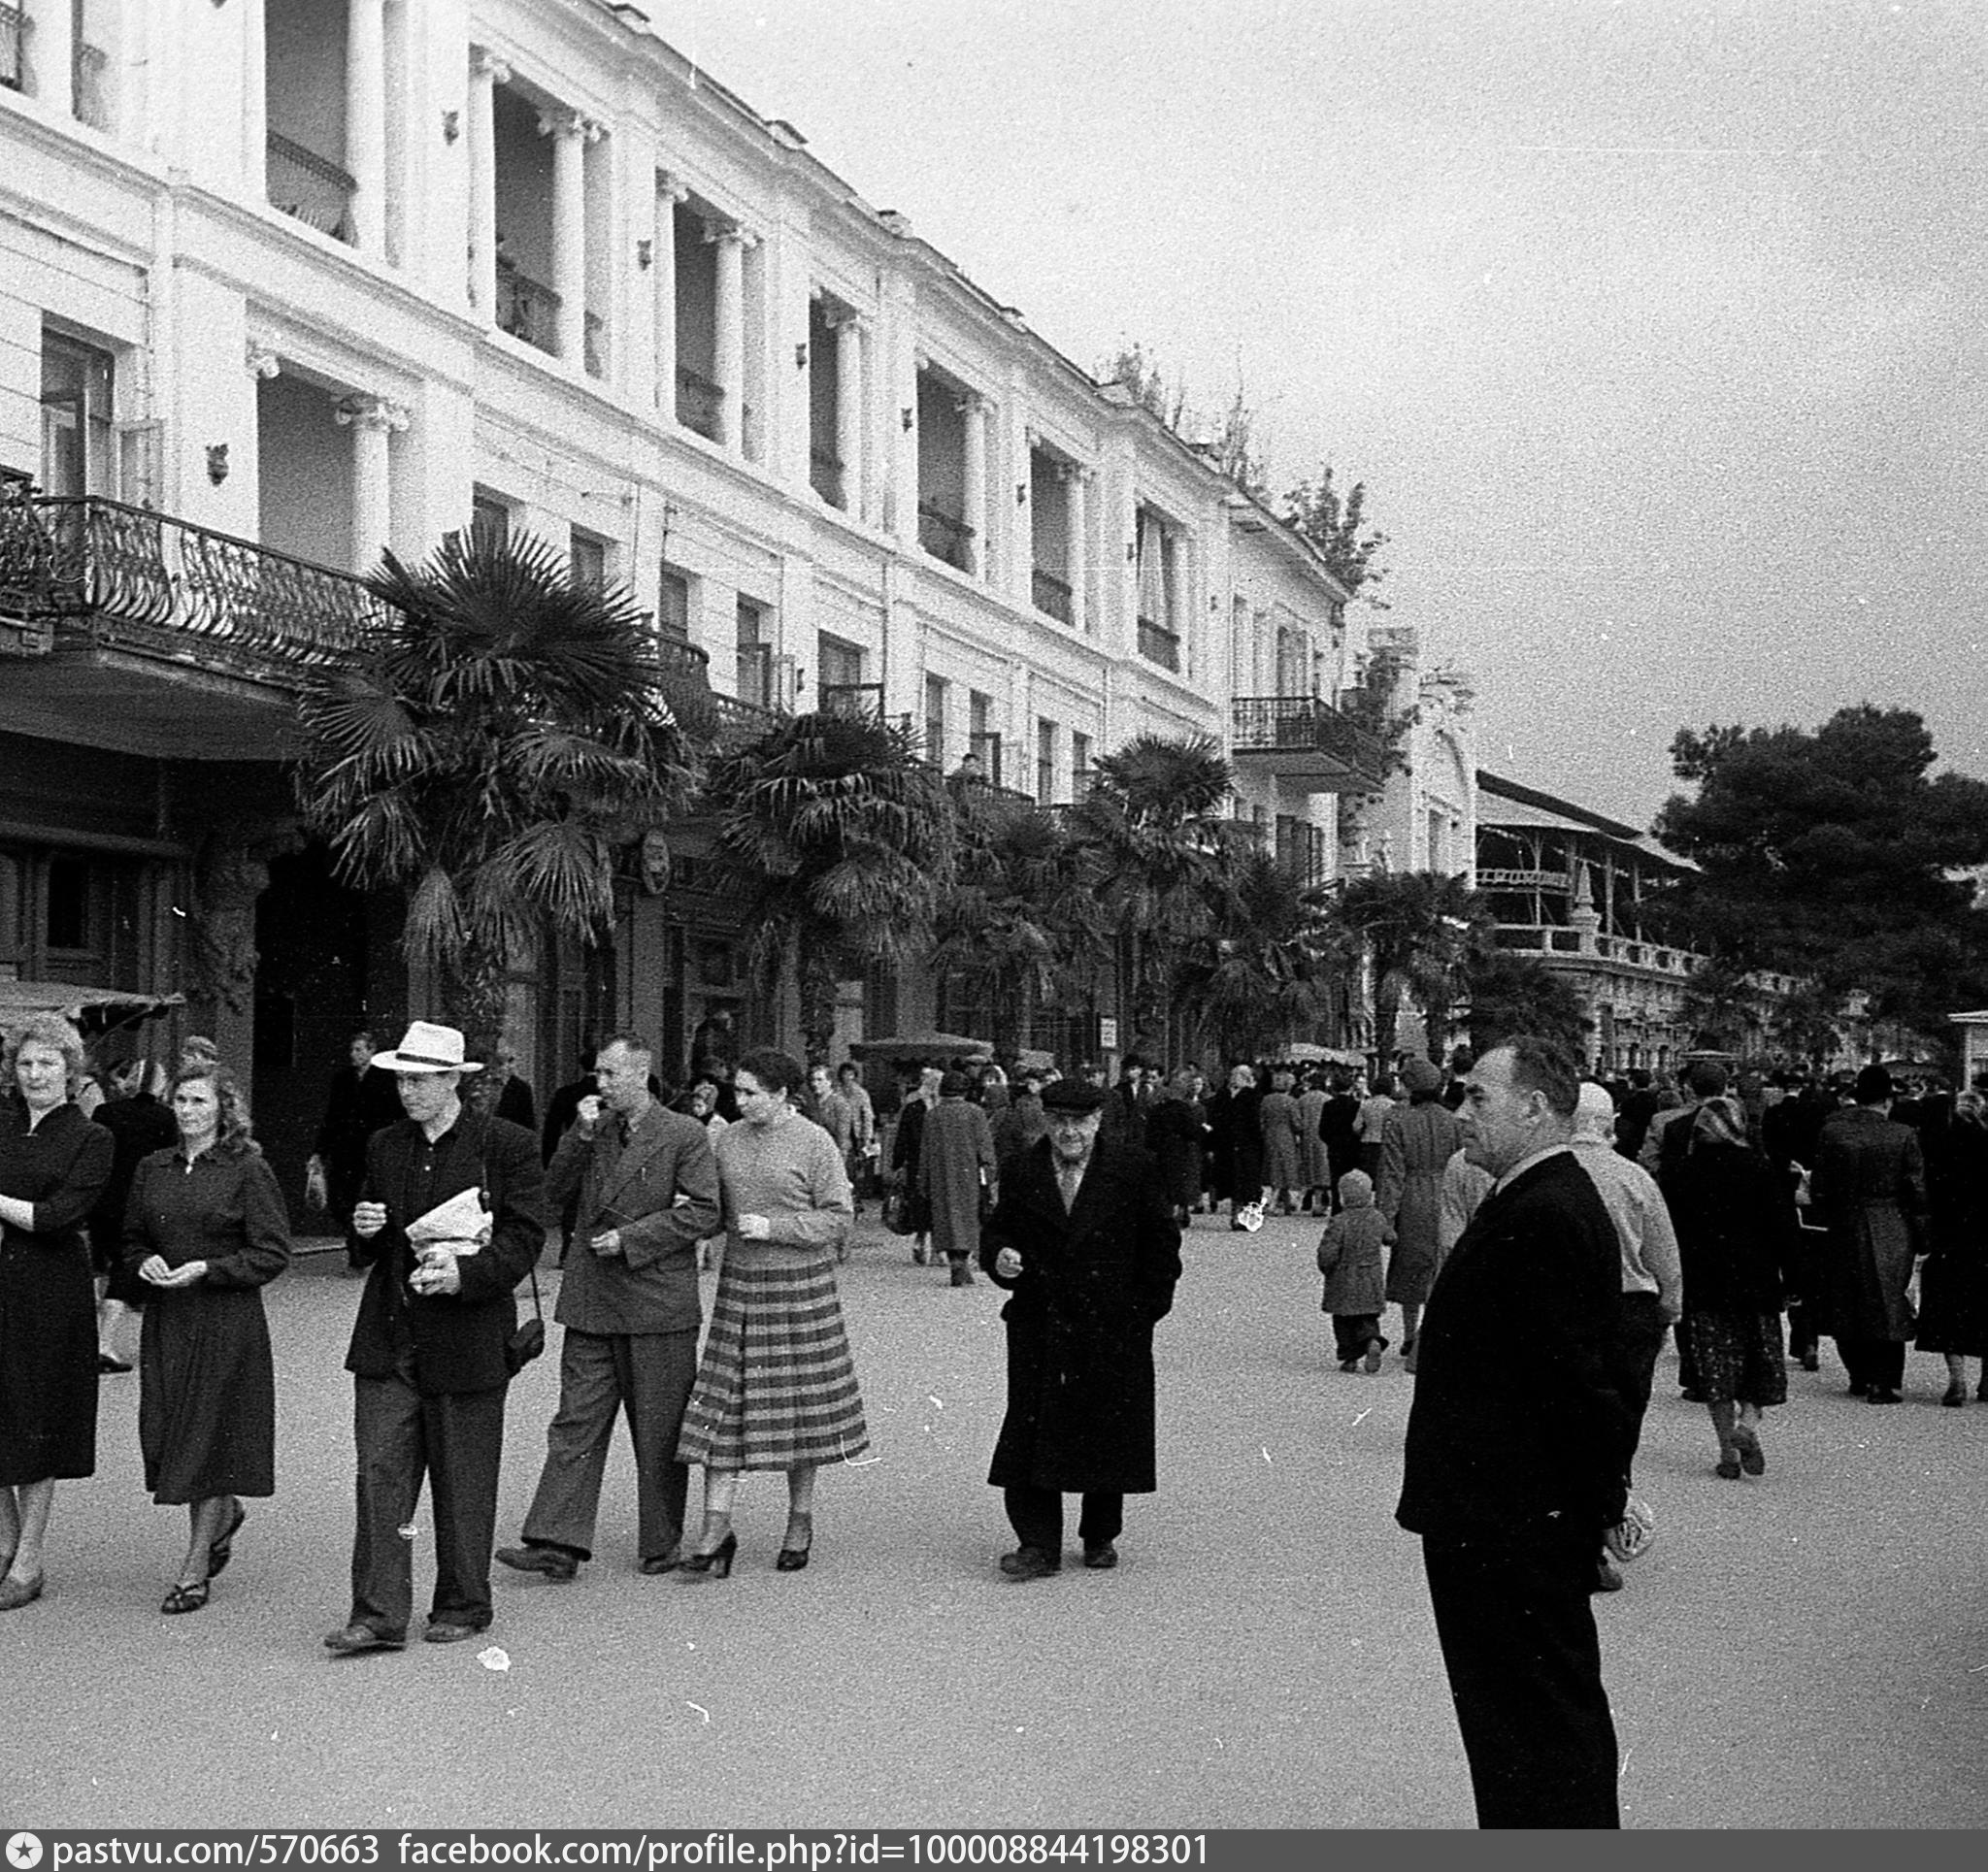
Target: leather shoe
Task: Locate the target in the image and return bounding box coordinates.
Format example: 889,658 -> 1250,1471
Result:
422,1620 -> 485,1645
322,1623 -> 404,1655
1081,1542 -> 1118,1570
0,1573 -> 45,1612
496,1543 -> 578,1581
1867,1388 -> 1902,1405
639,1553 -> 683,1575
998,1547 -> 1060,1581
1592,1558 -> 1625,1593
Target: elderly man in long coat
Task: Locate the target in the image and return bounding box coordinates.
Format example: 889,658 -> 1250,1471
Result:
1812,1064 -> 1929,1403
1377,1057 -> 1464,1367
919,1070 -> 997,1288
979,1078 -> 1182,1579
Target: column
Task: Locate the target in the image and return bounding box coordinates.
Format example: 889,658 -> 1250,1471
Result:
652,179 -> 685,413
242,0 -> 267,185
834,313 -> 863,517
338,397 -> 410,575
467,51 -> 509,317
541,112 -> 593,365
31,0 -> 75,118
346,0 -> 386,258
710,224 -> 752,452
960,393 -> 987,579
1065,465 -> 1089,634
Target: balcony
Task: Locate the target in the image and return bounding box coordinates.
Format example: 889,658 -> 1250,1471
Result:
1477,868 -> 1573,893
1,5 -> 21,92
668,366 -> 719,443
917,500 -> 974,574
1137,614 -> 1180,672
495,257 -> 557,356
1229,694 -> 1388,794
0,493 -> 392,756
267,133 -> 356,245
73,37 -> 108,130
810,448 -> 845,509
1031,566 -> 1073,625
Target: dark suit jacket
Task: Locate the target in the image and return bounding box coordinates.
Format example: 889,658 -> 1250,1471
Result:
544,1100 -> 720,1335
1397,1147 -> 1628,1542
980,1136 -> 1182,1494
345,1111 -> 547,1396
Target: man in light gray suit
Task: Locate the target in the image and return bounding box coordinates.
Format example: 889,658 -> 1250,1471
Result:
497,1032 -> 721,1579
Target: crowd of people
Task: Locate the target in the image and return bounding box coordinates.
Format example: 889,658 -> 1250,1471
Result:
6,1007 -> 1984,1829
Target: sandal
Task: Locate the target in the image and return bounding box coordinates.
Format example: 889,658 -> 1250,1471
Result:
161,1580 -> 210,1615
208,1499 -> 247,1580
1731,1426 -> 1766,1476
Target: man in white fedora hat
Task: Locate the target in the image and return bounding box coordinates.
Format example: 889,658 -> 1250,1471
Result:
324,1021 -> 547,1656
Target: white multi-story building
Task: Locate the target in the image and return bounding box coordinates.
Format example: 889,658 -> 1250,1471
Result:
1,0 -> 1425,1193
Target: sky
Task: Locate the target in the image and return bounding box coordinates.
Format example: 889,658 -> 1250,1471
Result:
666,0 -> 1988,831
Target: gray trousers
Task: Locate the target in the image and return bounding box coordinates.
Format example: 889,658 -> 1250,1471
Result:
520,1327 -> 698,1564
350,1374 -> 506,1637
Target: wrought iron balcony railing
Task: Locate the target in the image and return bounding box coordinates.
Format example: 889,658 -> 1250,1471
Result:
1229,695 -> 1387,784
1031,565 -> 1073,625
267,133 -> 357,245
916,500 -> 974,573
677,366 -> 723,443
1136,614 -> 1180,672
495,257 -> 558,355
0,494 -> 390,670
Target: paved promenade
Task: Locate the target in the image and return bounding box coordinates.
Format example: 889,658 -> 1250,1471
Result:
6,1210 -> 1984,1829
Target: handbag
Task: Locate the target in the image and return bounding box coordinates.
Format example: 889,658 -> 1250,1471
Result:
506,1259 -> 546,1374
882,1188 -> 916,1236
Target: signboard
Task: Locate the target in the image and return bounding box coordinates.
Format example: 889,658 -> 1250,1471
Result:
1098,1018 -> 1119,1051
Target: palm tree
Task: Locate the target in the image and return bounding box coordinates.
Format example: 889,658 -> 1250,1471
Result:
1331,870 -> 1494,1064
1064,733 -> 1242,1048
929,799 -> 1109,1057
712,709 -> 956,1062
1462,950 -> 1592,1059
1176,848 -> 1341,1062
293,531 -> 691,1048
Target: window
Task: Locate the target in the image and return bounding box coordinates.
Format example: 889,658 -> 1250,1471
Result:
45,855 -> 90,953
736,598 -> 770,706
1135,504 -> 1181,672
923,673 -> 946,766
817,634 -> 875,718
967,690 -> 1001,784
471,492 -> 510,551
40,331 -> 115,498
569,530 -> 607,593
1071,732 -> 1092,799
658,566 -> 690,640
1036,720 -> 1057,805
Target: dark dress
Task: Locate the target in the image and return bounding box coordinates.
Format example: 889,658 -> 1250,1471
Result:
1318,1093 -> 1361,1205
1143,1097 -> 1207,1212
1667,1136 -> 1794,1406
0,1100 -> 115,1486
89,1093 -> 179,1305
122,1145 -> 291,1503
1919,1112 -> 1988,1357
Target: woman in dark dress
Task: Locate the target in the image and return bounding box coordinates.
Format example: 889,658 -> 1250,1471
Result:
123,1063 -> 289,1613
1918,1089 -> 1988,1405
1144,1067 -> 1208,1230
1317,1072 -> 1362,1214
1665,1096 -> 1797,1478
0,1013 -> 116,1611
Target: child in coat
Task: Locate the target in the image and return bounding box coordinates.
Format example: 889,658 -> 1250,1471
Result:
1317,1168 -> 1394,1372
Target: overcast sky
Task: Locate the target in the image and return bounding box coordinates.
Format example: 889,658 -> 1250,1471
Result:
671,0 -> 1988,830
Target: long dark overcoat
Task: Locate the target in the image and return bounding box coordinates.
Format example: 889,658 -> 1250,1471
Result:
979,1136 -> 1182,1494
1811,1104 -> 1927,1342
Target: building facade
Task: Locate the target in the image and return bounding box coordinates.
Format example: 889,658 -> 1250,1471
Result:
2,0 -> 1408,1199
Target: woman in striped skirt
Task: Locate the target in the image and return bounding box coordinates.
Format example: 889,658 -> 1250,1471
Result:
677,1048 -> 867,1575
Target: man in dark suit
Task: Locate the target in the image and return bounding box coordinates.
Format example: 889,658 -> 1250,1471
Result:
1396,1037 -> 1629,1828
979,1077 -> 1182,1579
325,1022 -> 547,1657
308,1029 -> 404,1230
497,1033 -> 720,1581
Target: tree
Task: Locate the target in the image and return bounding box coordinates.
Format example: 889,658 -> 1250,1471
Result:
712,710 -> 956,1062
1460,950 -> 1592,1060
1651,705 -> 1988,1046
1097,342 -> 1271,501
294,531 -> 690,1049
1176,849 -> 1342,1062
1284,466 -> 1389,607
928,798 -> 1108,1057
1678,956 -> 1765,1055
1330,870 -> 1495,1063
1064,733 -> 1242,1049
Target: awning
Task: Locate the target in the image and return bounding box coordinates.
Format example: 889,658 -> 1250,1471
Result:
846,1031 -> 995,1065
0,980 -> 185,1038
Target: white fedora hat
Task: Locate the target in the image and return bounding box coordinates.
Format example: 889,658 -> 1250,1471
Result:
372,1020 -> 483,1074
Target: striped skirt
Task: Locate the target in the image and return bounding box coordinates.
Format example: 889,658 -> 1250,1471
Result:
677,1258 -> 870,1471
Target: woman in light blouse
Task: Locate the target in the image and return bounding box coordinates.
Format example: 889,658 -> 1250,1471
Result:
676,1049 -> 867,1575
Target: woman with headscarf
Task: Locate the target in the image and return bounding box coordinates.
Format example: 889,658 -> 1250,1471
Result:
1376,1058 -> 1464,1365
1918,1088 -> 1988,1405
919,1070 -> 998,1287
1665,1095 -> 1796,1478
0,1014 -> 115,1611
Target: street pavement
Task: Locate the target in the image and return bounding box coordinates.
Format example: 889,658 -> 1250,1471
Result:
5,1206 -> 1985,1830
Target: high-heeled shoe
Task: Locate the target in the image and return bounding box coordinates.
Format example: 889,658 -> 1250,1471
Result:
776,1515 -> 813,1572
208,1499 -> 247,1580
161,1580 -> 210,1615
679,1531 -> 736,1579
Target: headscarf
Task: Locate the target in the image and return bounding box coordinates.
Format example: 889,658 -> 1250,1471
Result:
1693,1095 -> 1748,1150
